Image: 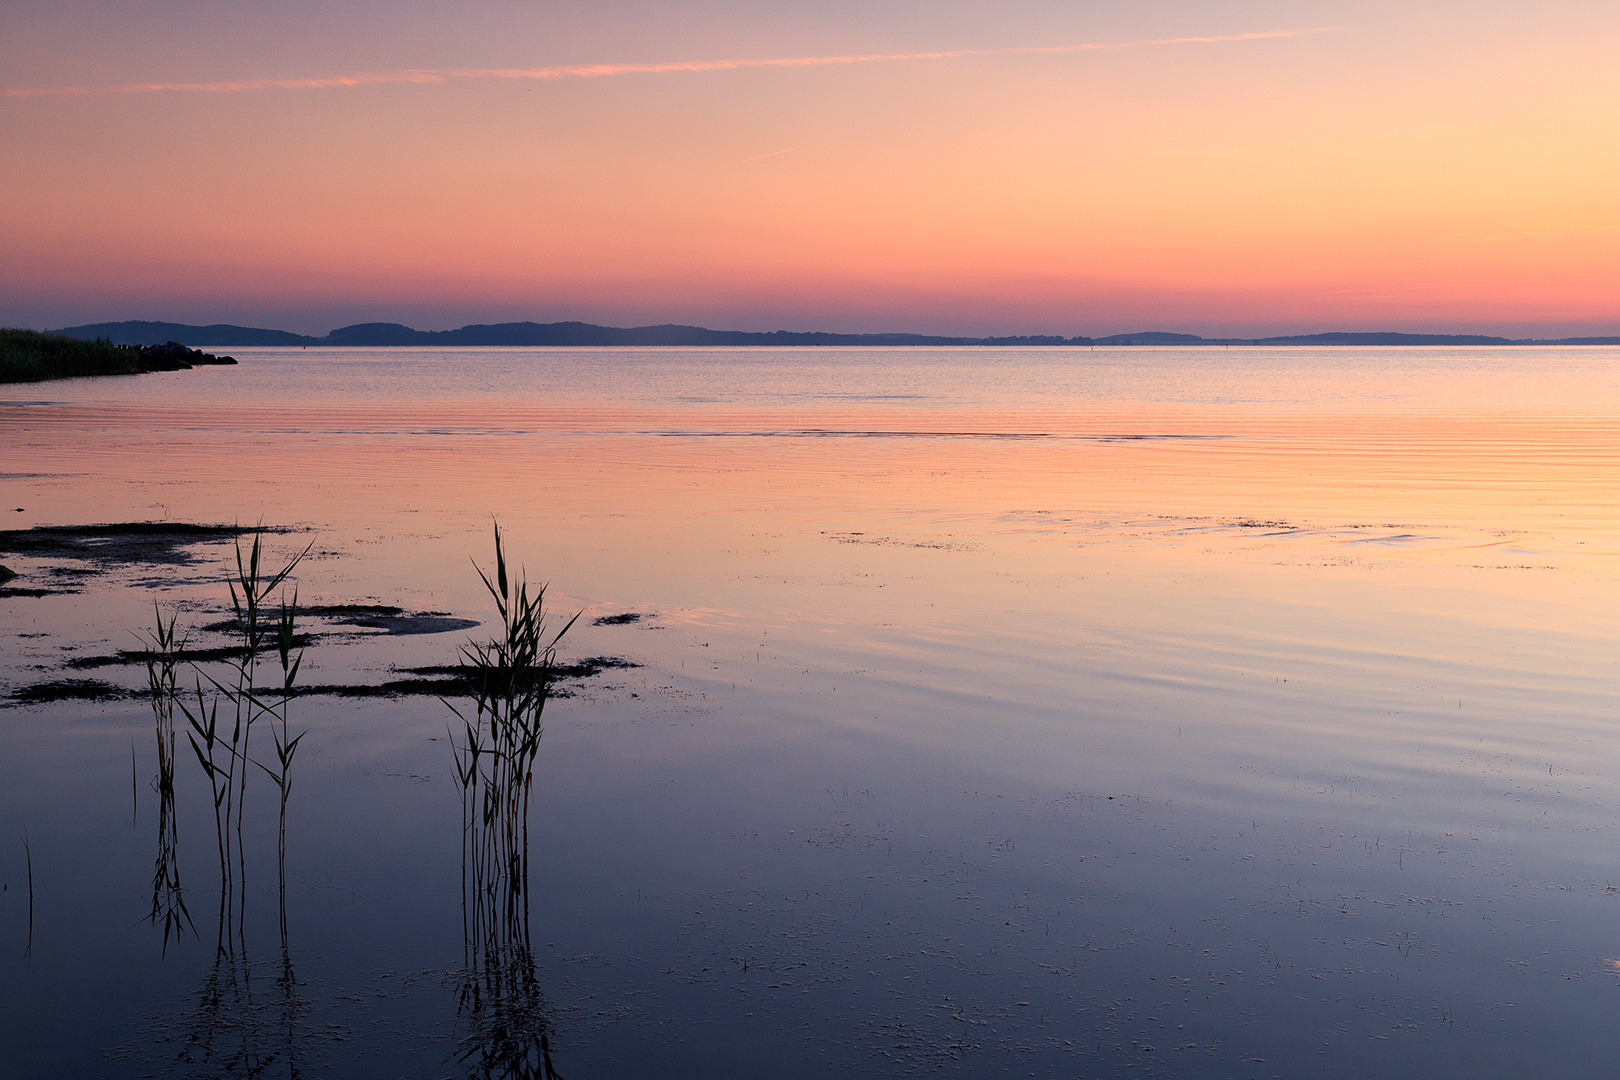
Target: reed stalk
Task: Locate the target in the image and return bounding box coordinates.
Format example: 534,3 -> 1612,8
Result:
447,522 -> 578,963
250,590 -> 306,945
22,829 -> 33,960
173,531 -> 310,946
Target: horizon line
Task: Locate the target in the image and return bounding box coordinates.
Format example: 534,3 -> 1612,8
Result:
35,317 -> 1620,346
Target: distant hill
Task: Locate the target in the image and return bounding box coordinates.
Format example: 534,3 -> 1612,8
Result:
1513,336 -> 1620,346
51,321 -> 319,346
1093,332 -> 1204,345
323,321 -> 1031,347
1249,332 -> 1512,346
44,319 -> 1620,348
52,319 -> 1048,347
1095,331 -> 1620,346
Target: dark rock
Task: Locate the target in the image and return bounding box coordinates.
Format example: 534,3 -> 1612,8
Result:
133,340 -> 237,370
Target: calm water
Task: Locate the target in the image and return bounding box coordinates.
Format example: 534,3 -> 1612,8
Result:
1,346 -> 1615,1078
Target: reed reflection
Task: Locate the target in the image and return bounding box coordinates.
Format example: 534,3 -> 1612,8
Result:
455,938 -> 562,1080
143,604 -> 194,952
179,941 -> 303,1079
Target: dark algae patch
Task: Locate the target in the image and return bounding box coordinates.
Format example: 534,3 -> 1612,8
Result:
0,522 -> 298,596
592,611 -> 646,625
66,639 -> 320,669
10,655 -> 639,705
0,522 -> 276,568
201,604 -> 480,637
297,657 -> 641,699
300,604 -> 481,635
8,659 -> 636,705
9,678 -> 136,705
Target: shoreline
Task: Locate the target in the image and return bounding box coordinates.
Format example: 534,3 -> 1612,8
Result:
0,329 -> 236,384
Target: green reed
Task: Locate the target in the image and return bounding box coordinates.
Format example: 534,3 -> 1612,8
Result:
448,523 -> 578,954
254,590 -> 306,942
173,532 -> 310,941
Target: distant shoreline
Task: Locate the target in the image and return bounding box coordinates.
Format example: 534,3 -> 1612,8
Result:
34,319 -> 1620,350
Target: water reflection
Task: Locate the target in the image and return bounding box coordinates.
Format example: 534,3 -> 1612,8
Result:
147,780 -> 191,953
455,763 -> 557,1077
456,942 -> 562,1080
144,612 -> 194,952
4,347 -> 1613,1076
454,778 -> 563,1080
179,944 -> 303,1079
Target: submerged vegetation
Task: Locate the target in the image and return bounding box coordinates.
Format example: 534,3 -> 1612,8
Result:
0,328 -> 235,383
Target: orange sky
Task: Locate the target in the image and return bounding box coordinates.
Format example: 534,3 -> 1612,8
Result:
1,1 -> 1615,336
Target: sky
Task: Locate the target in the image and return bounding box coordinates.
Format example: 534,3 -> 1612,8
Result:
1,0 -> 1616,338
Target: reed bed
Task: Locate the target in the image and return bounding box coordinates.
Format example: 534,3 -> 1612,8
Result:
0,328 -> 146,382
162,532 -> 310,947
449,523 -> 579,954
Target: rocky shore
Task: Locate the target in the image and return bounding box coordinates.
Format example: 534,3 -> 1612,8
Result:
127,339 -> 238,370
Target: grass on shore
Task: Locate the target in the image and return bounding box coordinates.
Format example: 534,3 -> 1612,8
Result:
1,328 -> 148,383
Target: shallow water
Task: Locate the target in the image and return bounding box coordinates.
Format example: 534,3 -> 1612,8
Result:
1,346 -> 1615,1077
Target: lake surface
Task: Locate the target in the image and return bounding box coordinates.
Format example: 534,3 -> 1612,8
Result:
1,346 -> 1615,1078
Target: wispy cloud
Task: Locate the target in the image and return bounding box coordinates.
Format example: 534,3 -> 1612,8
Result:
734,148 -> 796,165
3,29 -> 1330,99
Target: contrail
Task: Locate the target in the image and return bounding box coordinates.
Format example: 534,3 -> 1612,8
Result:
3,29 -> 1330,99
735,148 -> 796,165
